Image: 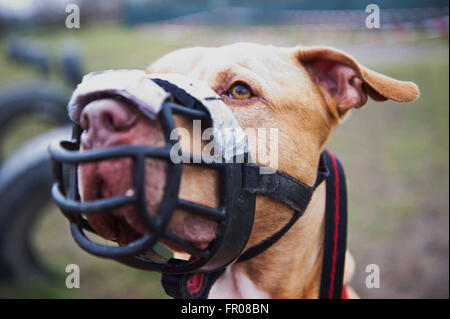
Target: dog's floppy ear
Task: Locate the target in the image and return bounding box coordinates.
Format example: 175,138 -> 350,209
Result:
296,47 -> 419,116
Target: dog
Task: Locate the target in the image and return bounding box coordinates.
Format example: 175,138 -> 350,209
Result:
76,43 -> 419,298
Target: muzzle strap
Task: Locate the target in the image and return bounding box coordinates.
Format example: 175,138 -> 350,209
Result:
236,209 -> 303,263
244,165 -> 311,213
243,154 -> 329,213
237,153 -> 329,262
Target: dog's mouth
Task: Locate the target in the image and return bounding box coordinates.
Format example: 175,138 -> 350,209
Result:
80,158 -> 219,251
81,166 -> 143,246
78,98 -> 219,252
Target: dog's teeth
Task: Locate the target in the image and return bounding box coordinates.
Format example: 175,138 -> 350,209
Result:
125,189 -> 135,197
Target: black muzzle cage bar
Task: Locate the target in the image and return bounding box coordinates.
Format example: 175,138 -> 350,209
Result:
49,99 -> 256,274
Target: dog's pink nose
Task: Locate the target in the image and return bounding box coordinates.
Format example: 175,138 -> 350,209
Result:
80,98 -> 138,149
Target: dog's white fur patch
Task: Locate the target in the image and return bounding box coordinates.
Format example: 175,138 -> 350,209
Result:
209,267 -> 270,299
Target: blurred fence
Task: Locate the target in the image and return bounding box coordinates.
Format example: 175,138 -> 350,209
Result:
152,6 -> 449,28
122,0 -> 450,25
123,3 -> 450,45
153,7 -> 449,45
1,1 -> 448,43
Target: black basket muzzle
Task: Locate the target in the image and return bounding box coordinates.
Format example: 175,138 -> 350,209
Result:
49,100 -> 255,274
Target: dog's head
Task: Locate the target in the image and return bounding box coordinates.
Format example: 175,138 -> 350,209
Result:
77,43 -> 419,255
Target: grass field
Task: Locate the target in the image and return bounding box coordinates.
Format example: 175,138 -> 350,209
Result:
0,23 -> 448,298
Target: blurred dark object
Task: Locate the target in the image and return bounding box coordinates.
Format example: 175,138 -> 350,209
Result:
0,36 -> 84,282
4,36 -> 83,86
0,82 -> 68,162
0,126 -> 71,282
5,36 -> 50,77
59,41 -> 83,86
0,36 -> 84,162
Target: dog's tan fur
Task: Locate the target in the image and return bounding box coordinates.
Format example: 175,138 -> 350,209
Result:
145,43 -> 419,298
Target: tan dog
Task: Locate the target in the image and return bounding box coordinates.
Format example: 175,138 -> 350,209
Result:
78,43 -> 419,299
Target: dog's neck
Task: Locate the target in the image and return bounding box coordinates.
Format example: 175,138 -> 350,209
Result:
209,182 -> 326,299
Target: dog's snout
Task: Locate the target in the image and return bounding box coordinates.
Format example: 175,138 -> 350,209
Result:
80,98 -> 138,149
81,98 -> 137,132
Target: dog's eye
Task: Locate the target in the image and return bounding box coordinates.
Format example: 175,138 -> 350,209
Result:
229,83 -> 252,99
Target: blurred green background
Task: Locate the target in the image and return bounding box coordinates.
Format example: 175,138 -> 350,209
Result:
0,0 -> 448,298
